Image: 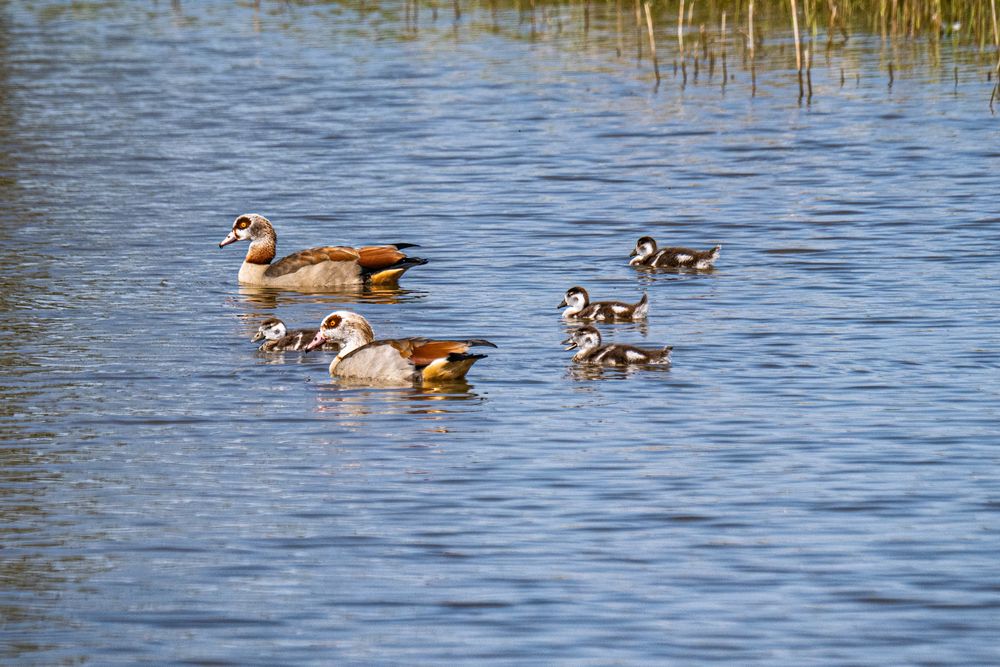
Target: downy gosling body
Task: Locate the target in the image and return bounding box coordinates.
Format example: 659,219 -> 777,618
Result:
252,317 -> 339,352
562,326 -> 672,366
629,236 -> 720,270
558,286 -> 648,321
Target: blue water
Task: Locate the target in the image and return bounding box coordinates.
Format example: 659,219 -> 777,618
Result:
1,2 -> 998,664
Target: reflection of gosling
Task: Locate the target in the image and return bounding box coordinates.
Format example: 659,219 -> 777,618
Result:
305,310 -> 496,384
563,326 -> 672,366
251,317 -> 339,352
629,236 -> 721,269
558,286 -> 648,321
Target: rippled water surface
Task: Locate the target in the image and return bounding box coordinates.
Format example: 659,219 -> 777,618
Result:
2,2 -> 999,664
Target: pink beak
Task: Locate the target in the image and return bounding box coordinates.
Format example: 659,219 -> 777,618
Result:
303,330 -> 328,353
219,230 -> 240,248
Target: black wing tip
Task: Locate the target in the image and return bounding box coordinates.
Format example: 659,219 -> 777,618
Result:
465,339 -> 498,349
447,352 -> 488,362
392,257 -> 429,269
391,242 -> 421,249
363,257 -> 429,279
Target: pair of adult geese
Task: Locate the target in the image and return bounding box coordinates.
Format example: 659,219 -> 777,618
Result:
220,213 -> 721,385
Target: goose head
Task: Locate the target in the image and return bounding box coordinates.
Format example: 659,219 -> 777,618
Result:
219,213 -> 274,248
305,310 -> 375,354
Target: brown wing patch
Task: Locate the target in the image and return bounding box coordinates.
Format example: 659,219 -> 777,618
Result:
264,246 -> 360,278
356,246 -> 407,271
409,341 -> 471,367
380,338 -> 429,360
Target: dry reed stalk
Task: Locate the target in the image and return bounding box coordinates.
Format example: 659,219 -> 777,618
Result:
791,0 -> 803,72
749,0 -> 757,96
644,2 -> 661,83
616,0 -> 624,57
635,0 -> 643,61
993,0 -> 1000,48
678,0 -> 685,54
991,0 -> 1000,112
721,11 -> 728,89
805,47 -> 813,101
792,0 -> 803,99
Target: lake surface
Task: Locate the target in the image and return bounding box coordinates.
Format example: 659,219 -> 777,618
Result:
1,1 -> 999,664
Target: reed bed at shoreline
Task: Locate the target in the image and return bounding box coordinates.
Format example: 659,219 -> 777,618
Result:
36,0 -> 1000,107
381,0 -> 1000,105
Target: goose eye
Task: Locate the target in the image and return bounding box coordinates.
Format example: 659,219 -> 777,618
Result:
236,220 -> 250,230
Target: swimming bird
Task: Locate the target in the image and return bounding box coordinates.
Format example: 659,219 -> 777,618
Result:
251,317 -> 339,352
304,310 -> 496,384
558,286 -> 648,321
219,214 -> 427,288
629,236 -> 721,269
562,326 -> 672,366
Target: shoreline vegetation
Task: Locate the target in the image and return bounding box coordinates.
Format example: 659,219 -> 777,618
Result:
32,0 -> 1000,108
393,0 -> 1000,107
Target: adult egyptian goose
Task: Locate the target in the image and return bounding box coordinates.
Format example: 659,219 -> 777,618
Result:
251,317 -> 339,352
629,236 -> 721,269
558,286 -> 649,321
219,214 -> 427,288
304,310 -> 496,383
562,326 -> 672,365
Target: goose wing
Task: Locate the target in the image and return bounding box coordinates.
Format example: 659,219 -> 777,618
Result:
407,339 -> 496,367
264,246 -> 360,278
356,245 -> 414,271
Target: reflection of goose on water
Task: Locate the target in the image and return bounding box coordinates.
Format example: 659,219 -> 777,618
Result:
219,213 -> 427,288
313,381 -> 483,421
232,283 -> 425,312
305,310 -> 496,384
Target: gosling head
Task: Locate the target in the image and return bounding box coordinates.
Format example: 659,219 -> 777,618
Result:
304,310 -> 375,353
251,317 -> 287,343
629,236 -> 658,264
562,325 -> 602,352
557,286 -> 590,314
219,213 -> 272,248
